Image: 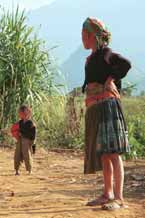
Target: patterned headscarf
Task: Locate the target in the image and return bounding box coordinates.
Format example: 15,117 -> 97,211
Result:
83,17 -> 111,49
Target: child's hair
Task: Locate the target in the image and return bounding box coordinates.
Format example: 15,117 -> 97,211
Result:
18,105 -> 31,113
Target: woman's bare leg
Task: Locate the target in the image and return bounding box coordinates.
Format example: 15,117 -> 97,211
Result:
101,154 -> 114,199
110,153 -> 124,201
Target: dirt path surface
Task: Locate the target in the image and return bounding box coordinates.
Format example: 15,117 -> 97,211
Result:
0,148 -> 145,218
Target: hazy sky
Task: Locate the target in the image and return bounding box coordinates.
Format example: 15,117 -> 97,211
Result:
0,0 -> 56,10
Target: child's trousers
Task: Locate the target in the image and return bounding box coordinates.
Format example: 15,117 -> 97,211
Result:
14,137 -> 33,172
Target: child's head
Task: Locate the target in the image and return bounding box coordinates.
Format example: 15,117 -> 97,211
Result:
82,17 -> 111,50
18,105 -> 32,120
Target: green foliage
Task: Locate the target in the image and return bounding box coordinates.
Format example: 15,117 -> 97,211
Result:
35,94 -> 84,149
122,96 -> 145,158
0,7 -> 54,128
35,96 -> 67,148
122,82 -> 137,96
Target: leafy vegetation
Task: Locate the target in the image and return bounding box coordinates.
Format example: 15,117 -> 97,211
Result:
123,96 -> 145,159
0,7 -> 58,128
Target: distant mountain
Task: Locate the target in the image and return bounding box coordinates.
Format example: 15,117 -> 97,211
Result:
28,0 -> 145,93
60,45 -> 87,89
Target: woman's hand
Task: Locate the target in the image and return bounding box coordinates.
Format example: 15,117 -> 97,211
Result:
104,76 -> 120,98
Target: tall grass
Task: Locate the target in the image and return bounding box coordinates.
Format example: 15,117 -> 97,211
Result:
0,7 -> 52,128
35,92 -> 85,149
122,96 -> 145,158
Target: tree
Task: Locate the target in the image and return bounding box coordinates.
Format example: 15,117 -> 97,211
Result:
121,82 -> 136,97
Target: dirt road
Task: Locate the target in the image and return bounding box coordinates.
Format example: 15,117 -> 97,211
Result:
0,148 -> 145,218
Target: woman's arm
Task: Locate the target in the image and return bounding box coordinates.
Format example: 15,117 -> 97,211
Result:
104,48 -> 131,80
109,52 -> 131,79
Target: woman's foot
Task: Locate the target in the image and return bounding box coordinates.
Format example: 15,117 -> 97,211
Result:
15,171 -> 20,176
86,194 -> 113,206
102,199 -> 128,210
28,170 -> 32,175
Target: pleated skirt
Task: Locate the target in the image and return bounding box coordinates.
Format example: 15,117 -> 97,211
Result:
84,98 -> 129,174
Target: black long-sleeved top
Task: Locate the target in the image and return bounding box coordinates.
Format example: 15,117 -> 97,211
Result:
19,119 -> 36,140
82,47 -> 131,93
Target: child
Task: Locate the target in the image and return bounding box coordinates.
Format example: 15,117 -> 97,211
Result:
82,17 -> 131,210
11,105 -> 36,175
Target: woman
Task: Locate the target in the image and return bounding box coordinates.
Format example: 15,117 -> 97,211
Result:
82,17 -> 131,210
